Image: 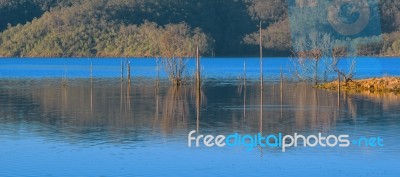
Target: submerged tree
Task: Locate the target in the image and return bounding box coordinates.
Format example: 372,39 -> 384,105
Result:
292,32 -> 356,85
158,23 -> 211,86
331,47 -> 356,85
292,32 -> 335,85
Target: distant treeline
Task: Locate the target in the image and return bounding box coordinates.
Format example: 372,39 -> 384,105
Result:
0,0 -> 400,57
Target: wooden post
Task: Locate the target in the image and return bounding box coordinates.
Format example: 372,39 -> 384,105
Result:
196,46 -> 201,133
280,67 -> 283,119
337,72 -> 341,110
90,62 -> 93,84
338,72 -> 341,91
243,61 -> 246,121
260,21 -> 263,89
62,64 -> 67,87
244,61 -> 246,84
128,60 -> 131,84
280,67 -> 283,91
156,57 -> 160,86
280,67 -> 283,102
259,21 -> 265,159
259,21 -> 263,135
259,71 -> 264,159
90,61 -> 93,113
121,60 -> 124,82
196,46 -> 201,89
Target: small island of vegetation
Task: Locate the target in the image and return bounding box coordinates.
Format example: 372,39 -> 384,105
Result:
318,77 -> 400,94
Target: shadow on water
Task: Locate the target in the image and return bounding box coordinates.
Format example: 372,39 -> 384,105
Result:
0,79 -> 399,144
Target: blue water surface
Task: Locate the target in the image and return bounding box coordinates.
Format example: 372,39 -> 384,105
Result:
0,57 -> 400,176
0,57 -> 399,79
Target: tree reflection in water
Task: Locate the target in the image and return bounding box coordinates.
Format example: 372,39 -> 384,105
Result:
161,86 -> 190,133
0,79 -> 399,141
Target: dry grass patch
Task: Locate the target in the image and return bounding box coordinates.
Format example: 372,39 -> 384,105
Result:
317,77 -> 400,93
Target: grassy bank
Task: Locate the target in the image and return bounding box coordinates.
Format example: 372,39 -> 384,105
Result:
317,77 -> 400,94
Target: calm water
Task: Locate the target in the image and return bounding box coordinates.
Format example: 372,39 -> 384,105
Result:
0,58 -> 400,176
0,57 -> 399,79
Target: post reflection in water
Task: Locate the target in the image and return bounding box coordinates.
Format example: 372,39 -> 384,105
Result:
259,80 -> 263,158
0,79 -> 399,144
90,83 -> 93,114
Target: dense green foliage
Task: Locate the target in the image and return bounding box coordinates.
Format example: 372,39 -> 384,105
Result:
0,0 -> 211,57
0,0 -> 78,31
0,0 -> 400,57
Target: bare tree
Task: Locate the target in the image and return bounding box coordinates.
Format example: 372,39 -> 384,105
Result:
331,47 -> 356,85
292,31 -> 335,85
292,31 -> 357,85
158,23 -> 210,86
161,56 -> 189,85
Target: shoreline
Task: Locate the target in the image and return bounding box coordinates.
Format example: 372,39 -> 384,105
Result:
317,77 -> 400,94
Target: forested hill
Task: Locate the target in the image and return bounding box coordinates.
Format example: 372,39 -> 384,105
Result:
0,0 -> 399,57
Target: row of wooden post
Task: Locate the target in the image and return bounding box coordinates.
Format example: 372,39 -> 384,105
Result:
89,59 -> 131,84
119,60 -> 131,84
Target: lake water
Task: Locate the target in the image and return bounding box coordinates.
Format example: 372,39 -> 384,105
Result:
0,57 -> 399,79
0,58 -> 400,176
